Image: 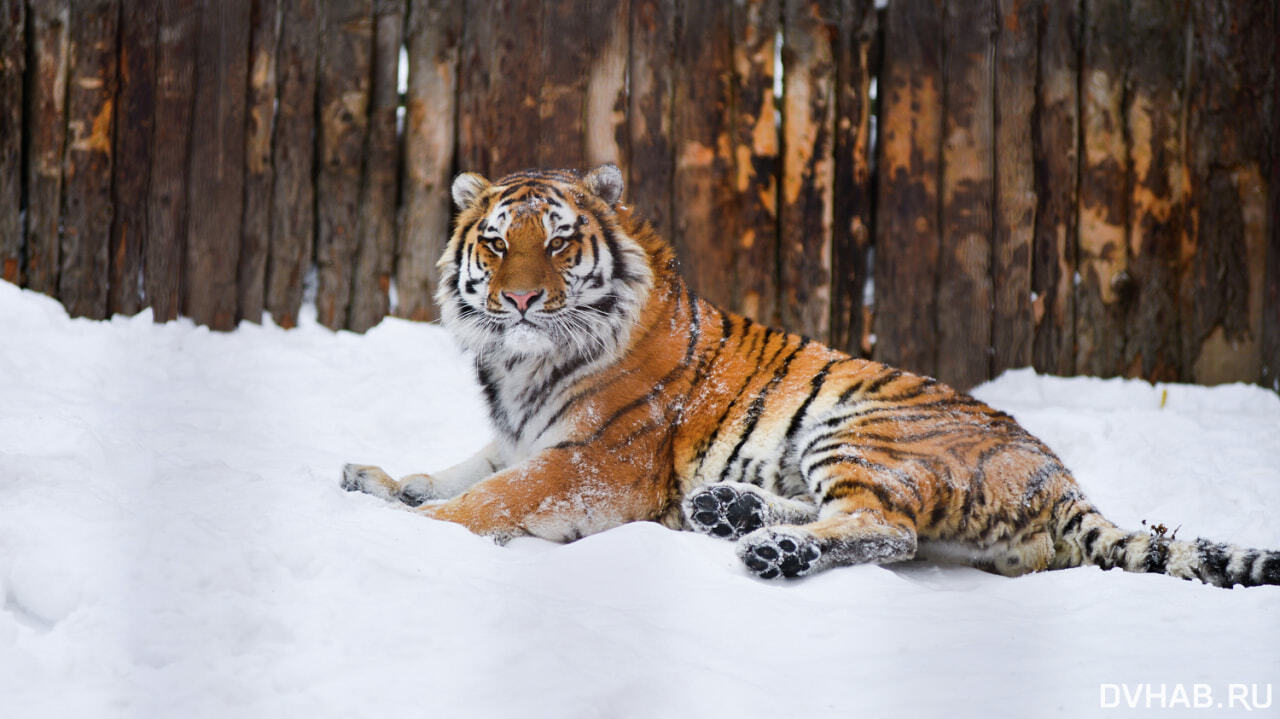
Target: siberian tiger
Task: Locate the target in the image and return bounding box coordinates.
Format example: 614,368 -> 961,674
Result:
342,163 -> 1279,588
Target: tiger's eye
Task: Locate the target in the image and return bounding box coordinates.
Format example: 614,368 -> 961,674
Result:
488,238 -> 506,253
548,237 -> 565,252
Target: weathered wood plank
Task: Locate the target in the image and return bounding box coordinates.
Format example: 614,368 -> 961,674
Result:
627,0 -> 676,242
184,0 -> 251,330
1075,0 -> 1129,377
23,0 -> 70,296
348,0 -> 402,332
730,0 -> 780,326
397,0 -> 461,322
238,0 -> 281,324
830,0 -> 877,356
455,0 -> 493,175
0,0 -> 23,285
1266,2 -> 1280,393
1122,0 -> 1188,382
487,0 -> 542,175
671,0 -> 736,309
991,0 -> 1037,377
1186,0 -> 1272,384
266,0 -> 319,329
0,0 -> 24,286
314,0 -> 372,330
583,0 -> 629,168
779,0 -> 837,339
936,0 -> 994,390
59,0 -> 118,319
873,0 -> 943,378
1031,0 -> 1079,377
540,0 -> 589,168
108,0 -> 157,316
146,0 -> 198,322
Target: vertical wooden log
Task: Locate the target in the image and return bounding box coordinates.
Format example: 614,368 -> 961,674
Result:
730,0 -> 780,326
779,0 -> 837,339
936,0 -> 994,390
873,0 -> 943,378
487,0 -> 542,175
539,0 -> 589,168
1122,0 -> 1187,381
1266,2 -> 1280,393
627,0 -> 676,242
238,0 -> 281,324
184,0 -> 251,330
348,0 -> 401,332
0,0 -> 23,285
991,0 -> 1037,377
1031,0 -> 1079,376
1186,0 -> 1272,384
830,0 -> 877,356
314,0 -> 372,330
455,0 -> 493,175
146,0 -> 198,322
397,0 -> 461,321
671,0 -> 736,308
266,0 -> 319,329
108,0 -> 157,316
1075,0 -> 1128,377
23,0 -> 69,296
59,0 -> 118,319
583,0 -> 630,168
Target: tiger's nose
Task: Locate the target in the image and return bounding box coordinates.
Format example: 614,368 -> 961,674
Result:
501,289 -> 543,313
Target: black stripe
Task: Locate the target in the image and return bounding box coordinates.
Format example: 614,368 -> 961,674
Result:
820,478 -> 917,523
717,338 -> 811,482
1060,508 -> 1087,537
1196,538 -> 1232,586
863,369 -> 903,396
1144,536 -> 1170,574
511,351 -> 593,437
475,361 -> 512,437
689,326 -> 789,476
785,358 -> 846,442
586,233 -> 601,278
1081,527 -> 1102,557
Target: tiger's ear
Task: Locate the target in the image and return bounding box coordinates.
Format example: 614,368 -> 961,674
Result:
452,172 -> 490,210
584,164 -> 624,205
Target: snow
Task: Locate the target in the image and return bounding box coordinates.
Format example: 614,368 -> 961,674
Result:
2,280 -> 1278,718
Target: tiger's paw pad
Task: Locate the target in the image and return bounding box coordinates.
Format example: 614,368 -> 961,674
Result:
684,484 -> 768,540
737,528 -> 822,579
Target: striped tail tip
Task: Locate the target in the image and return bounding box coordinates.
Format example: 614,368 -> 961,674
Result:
1056,510 -> 1280,588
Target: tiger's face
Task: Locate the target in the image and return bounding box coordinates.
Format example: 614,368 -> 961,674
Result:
436,165 -> 653,361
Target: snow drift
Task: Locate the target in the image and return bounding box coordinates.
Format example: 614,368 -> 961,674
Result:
1,281 -> 1277,718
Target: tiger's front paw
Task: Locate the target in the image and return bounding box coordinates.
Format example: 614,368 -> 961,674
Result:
684,483 -> 768,539
341,463 -> 398,501
737,527 -> 822,580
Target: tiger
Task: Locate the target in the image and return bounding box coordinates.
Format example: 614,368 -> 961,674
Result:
342,163 -> 1279,588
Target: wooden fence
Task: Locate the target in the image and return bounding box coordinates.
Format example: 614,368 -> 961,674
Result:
1,0 -> 1277,392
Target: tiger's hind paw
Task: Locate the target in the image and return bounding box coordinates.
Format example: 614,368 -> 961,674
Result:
684,483 -> 768,540
737,527 -> 823,579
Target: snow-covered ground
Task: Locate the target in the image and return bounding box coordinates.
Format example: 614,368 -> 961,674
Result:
2,280 -> 1277,718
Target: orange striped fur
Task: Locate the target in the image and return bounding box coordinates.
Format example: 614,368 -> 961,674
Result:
343,164 -> 1278,588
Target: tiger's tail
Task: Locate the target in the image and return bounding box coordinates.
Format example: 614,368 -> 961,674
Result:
1052,498 -> 1280,588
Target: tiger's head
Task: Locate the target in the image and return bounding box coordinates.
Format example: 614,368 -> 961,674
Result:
436,164 -> 655,361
